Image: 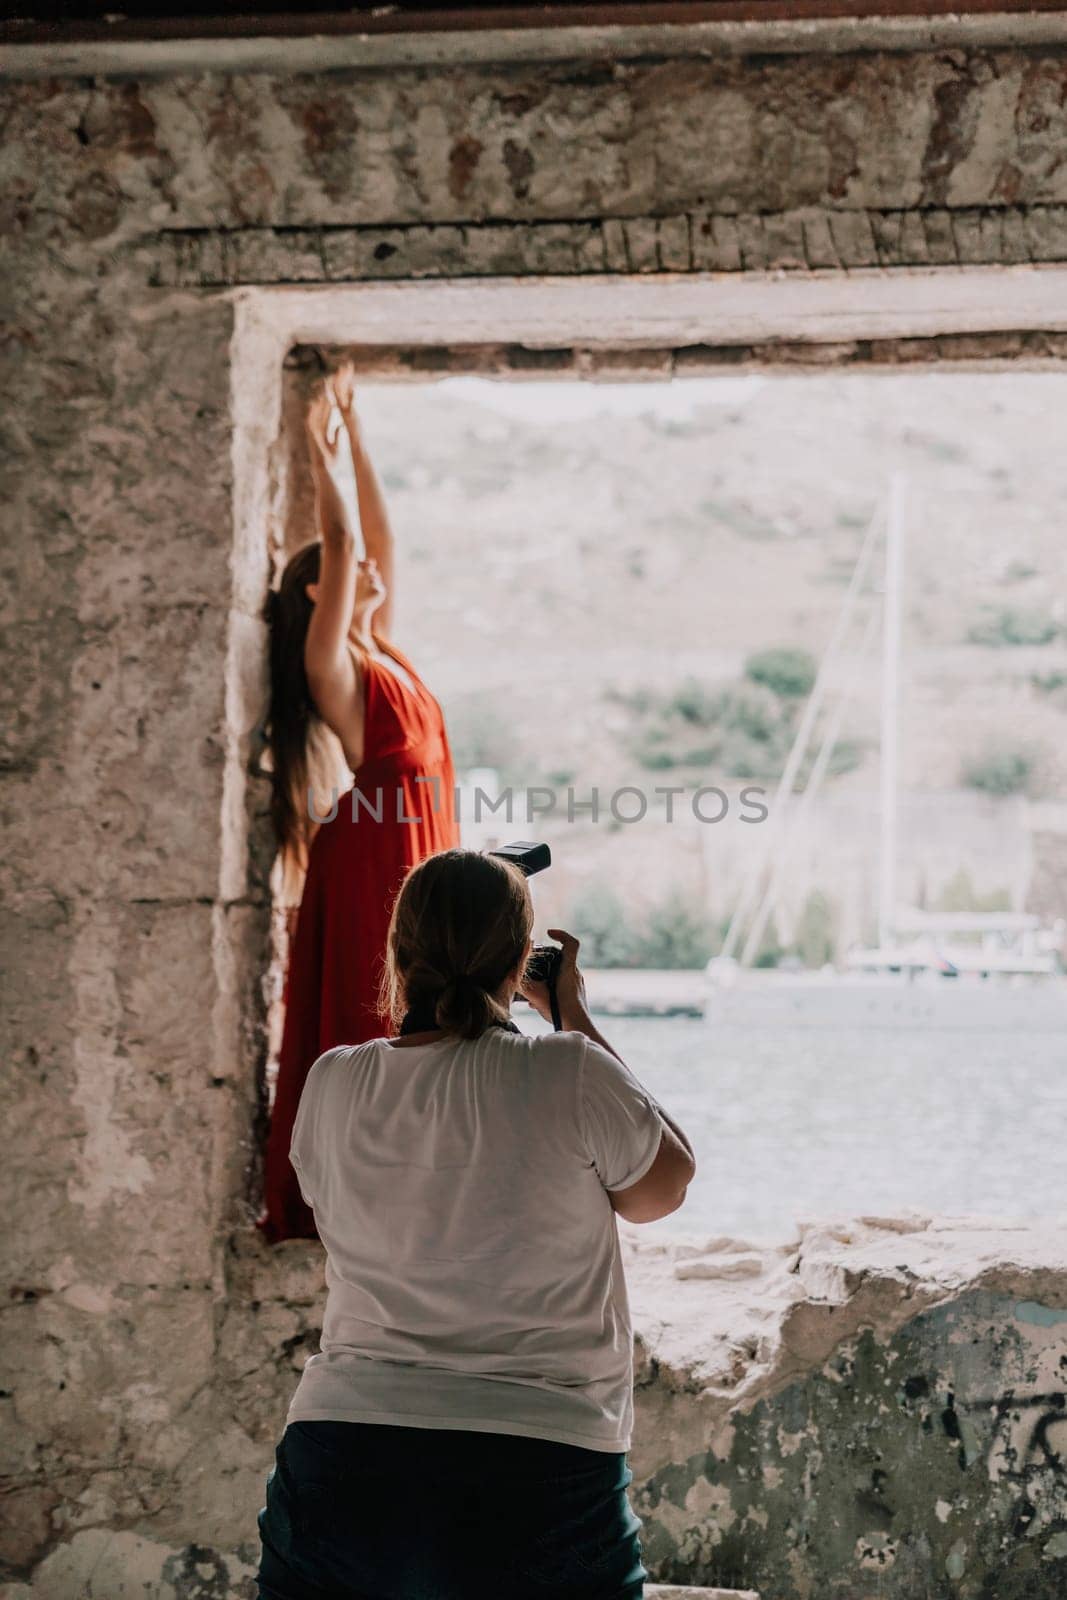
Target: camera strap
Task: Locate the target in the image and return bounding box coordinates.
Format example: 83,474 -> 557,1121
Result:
399,1005 -> 521,1037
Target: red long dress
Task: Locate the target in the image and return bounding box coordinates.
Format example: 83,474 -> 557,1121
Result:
261,637 -> 459,1243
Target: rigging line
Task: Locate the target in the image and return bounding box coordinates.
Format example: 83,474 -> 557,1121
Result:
720,492 -> 885,963
739,598 -> 881,969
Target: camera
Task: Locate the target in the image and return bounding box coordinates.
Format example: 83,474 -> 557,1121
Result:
488,840 -> 551,878
522,944 -> 563,990
488,842 -> 563,1022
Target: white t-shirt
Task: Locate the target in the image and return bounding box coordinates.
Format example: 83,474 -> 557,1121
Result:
286,1027 -> 666,1453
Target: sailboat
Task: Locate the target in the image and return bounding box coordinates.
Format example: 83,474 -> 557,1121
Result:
705,475 -> 1067,1031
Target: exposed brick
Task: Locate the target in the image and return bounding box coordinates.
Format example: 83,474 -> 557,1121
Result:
601,217 -> 630,272
577,347 -> 673,378
736,214 -> 768,271
870,210 -> 906,266
827,210 -> 880,268
762,212 -> 808,271
897,210 -> 932,265
229,230 -> 323,284
920,210 -> 959,265
621,217 -> 659,273
1023,206 -> 1067,262
800,213 -> 841,269
157,204 -> 1067,289
999,208 -> 1032,264
690,214 -> 742,273
320,228 -> 367,279
656,214 -> 692,272
950,209 -> 986,265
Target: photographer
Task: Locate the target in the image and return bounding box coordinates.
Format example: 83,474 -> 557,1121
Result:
256,847 -> 696,1600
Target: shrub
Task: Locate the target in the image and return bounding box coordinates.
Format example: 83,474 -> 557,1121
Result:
698,496 -> 783,541
791,890 -> 836,968
667,677 -> 723,725
1031,671 -> 1067,696
796,734 -> 866,787
745,647 -> 817,699
566,884 -> 639,968
933,868 -> 1011,915
626,680 -> 791,778
835,508 -> 870,531
615,659 -> 863,786
961,746 -> 1034,797
966,607 -> 1059,647
567,884 -> 716,969
633,889 -> 714,969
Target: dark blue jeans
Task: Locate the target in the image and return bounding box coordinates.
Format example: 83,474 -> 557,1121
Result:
257,1420 -> 647,1599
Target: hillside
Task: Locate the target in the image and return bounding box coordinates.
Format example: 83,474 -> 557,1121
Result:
350,373 -> 1067,956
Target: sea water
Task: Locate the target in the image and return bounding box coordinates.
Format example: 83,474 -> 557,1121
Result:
525,1010 -> 1066,1240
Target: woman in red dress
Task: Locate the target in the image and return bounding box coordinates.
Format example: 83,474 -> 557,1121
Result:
261,368 -> 459,1242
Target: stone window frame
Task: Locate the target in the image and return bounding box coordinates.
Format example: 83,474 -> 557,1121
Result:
230,266 -> 1067,1203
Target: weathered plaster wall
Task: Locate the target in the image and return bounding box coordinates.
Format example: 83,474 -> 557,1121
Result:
2,24 -> 1067,1590
625,1217 -> 1067,1598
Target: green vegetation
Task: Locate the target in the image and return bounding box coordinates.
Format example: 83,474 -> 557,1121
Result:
745,647 -> 817,699
752,937 -> 785,970
966,606 -> 1060,647
932,868 -> 1011,915
608,646 -> 863,786
639,889 -> 715,969
1000,559 -> 1039,583
960,745 -> 1035,797
793,889 -> 837,968
566,882 -> 713,969
834,508 -> 870,531
922,436 -> 968,464
569,884 -> 841,971
565,883 -> 638,968
617,678 -> 791,779
796,736 -> 866,784
698,496 -> 785,541
1031,670 -> 1067,700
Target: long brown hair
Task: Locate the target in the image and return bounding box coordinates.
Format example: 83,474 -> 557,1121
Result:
265,540 -> 340,878
382,850 -> 533,1039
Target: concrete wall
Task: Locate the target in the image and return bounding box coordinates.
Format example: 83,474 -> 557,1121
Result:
625,1218 -> 1067,1599
2,19 -> 1067,1590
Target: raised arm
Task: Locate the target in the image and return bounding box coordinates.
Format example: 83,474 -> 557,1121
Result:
332,363 -> 396,639
302,385 -> 366,765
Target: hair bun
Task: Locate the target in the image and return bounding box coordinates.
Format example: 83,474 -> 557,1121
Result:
434,972 -> 494,1039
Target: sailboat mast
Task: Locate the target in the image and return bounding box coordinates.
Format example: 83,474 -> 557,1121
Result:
878,472 -> 905,952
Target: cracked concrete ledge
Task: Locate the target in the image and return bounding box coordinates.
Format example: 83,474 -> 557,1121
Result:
617,1214 -> 1067,1594
622,1213 -> 1067,1428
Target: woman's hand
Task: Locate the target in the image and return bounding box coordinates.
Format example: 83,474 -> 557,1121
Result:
324,361 -> 395,636
306,385 -> 350,487
330,361 -> 364,456
306,385 -> 362,551
519,928 -> 589,1031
